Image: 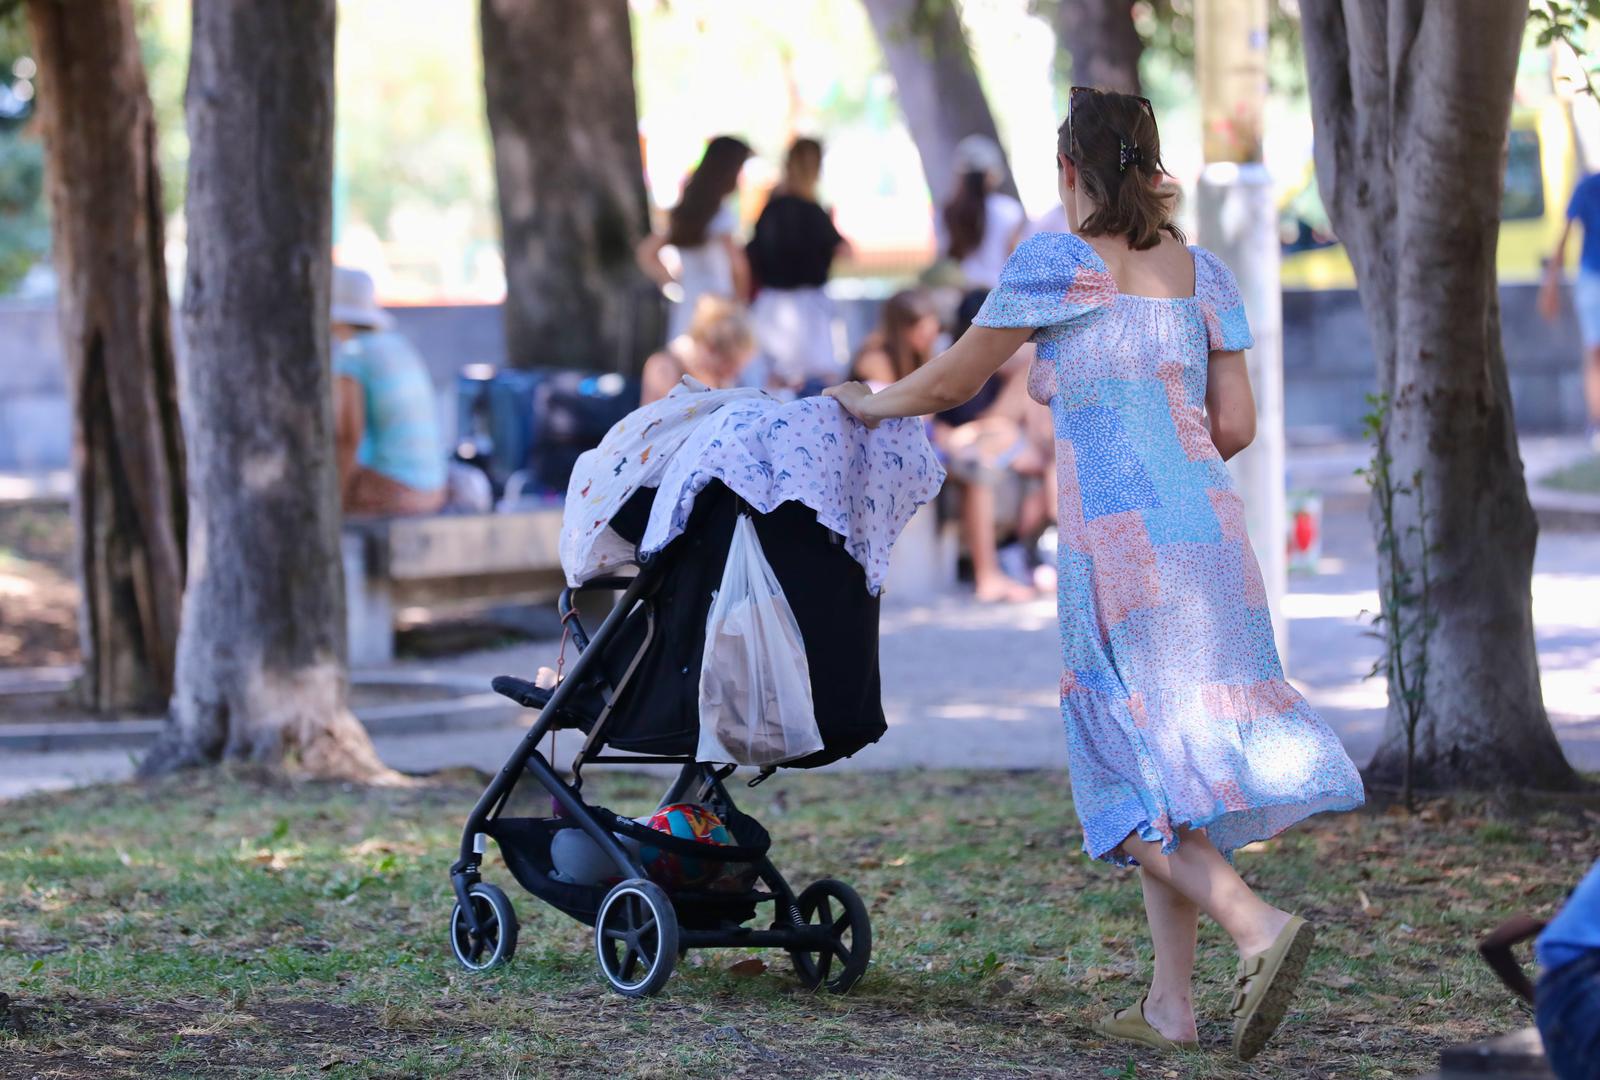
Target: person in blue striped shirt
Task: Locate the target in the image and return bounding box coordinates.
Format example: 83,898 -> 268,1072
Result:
331,267 -> 446,515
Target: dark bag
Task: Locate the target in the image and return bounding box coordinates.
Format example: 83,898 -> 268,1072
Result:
527,371 -> 640,495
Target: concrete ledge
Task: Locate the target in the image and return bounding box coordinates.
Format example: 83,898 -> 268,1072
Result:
0,669 -> 528,753
1530,483 -> 1600,531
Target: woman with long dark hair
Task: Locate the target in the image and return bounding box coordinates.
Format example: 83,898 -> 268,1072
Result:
746,137 -> 852,391
852,290 -> 1042,603
636,135 -> 753,341
828,88 -> 1364,1061
941,134 -> 1025,289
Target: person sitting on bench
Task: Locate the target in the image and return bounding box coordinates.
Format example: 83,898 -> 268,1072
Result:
331,266 -> 446,516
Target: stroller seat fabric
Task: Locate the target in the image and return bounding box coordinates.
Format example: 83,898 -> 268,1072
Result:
571,483 -> 887,767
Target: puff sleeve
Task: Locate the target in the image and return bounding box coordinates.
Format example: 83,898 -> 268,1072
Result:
972,232 -> 1117,333
1193,246 -> 1254,353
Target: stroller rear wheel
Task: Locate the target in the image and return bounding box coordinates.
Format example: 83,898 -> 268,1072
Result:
449,882 -> 519,972
595,879 -> 679,997
789,879 -> 872,993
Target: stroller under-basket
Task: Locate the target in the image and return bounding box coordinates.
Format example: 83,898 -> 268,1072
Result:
447,482 -> 888,997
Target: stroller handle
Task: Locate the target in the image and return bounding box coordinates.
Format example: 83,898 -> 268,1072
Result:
558,577 -> 636,652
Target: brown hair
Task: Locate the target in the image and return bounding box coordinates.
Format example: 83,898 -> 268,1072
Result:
942,170 -> 989,261
782,137 -> 823,201
1058,89 -> 1183,251
667,135 -> 751,248
852,289 -> 940,382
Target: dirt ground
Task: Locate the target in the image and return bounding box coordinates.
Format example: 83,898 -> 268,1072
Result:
0,503 -> 78,670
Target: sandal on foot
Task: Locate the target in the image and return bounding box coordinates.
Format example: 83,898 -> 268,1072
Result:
1093,995 -> 1199,1052
1231,915 -> 1316,1061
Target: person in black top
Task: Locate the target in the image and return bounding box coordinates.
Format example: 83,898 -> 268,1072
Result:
747,137 -> 852,393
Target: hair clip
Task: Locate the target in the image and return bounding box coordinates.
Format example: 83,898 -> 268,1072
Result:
1119,139 -> 1143,173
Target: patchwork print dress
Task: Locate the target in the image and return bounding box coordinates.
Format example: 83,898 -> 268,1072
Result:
974,232 -> 1364,863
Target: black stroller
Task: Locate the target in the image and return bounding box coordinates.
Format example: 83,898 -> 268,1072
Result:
446,482 -> 888,997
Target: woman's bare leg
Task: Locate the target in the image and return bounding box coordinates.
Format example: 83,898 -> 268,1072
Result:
961,481 -> 1033,602
1121,828 -> 1291,961
1139,869 -> 1201,1042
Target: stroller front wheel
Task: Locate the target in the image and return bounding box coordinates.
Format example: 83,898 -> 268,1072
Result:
449,882 -> 519,972
789,879 -> 872,994
595,879 -> 679,997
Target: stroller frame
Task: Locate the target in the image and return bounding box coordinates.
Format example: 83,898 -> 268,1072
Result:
447,562 -> 872,997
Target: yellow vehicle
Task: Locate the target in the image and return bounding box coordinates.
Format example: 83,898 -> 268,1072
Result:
1278,99 -> 1582,289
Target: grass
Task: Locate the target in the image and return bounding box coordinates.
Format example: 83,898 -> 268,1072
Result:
1540,452 -> 1600,495
1,768 -> 1596,1079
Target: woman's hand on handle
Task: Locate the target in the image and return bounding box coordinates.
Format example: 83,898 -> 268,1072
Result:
823,381 -> 880,428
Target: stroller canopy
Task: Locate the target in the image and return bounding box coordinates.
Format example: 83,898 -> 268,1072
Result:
559,380 -> 944,595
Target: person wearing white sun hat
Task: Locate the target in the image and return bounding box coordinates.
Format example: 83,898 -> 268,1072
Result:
330,266 -> 446,515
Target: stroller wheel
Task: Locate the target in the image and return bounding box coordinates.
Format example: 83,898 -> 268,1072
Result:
789,879 -> 872,994
449,882 -> 519,972
595,879 -> 679,997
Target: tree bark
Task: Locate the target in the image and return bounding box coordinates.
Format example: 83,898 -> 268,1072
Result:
861,0 -> 1018,209
480,0 -> 660,372
1053,0 -> 1143,95
142,0 -> 392,782
25,0 -> 185,713
1302,0 -> 1579,791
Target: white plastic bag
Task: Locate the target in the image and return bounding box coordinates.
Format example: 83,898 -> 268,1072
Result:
696,514 -> 823,767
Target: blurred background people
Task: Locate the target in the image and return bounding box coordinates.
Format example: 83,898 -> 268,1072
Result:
850,287 -> 941,389
746,136 -> 852,394
941,134 -> 1025,290
331,266 -> 446,516
851,288 -> 1049,602
640,295 -> 758,404
636,135 -> 753,342
1539,168 -> 1600,450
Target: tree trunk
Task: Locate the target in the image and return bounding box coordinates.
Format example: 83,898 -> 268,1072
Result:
25,0 -> 185,713
861,0 -> 1018,209
142,0 -> 392,782
1053,0 -> 1143,95
1301,0 -> 1579,791
480,0 -> 660,372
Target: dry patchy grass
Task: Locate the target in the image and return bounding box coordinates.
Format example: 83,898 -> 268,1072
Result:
1,768 -> 1596,1079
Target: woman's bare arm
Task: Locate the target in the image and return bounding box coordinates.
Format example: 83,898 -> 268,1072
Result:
334,375 -> 365,494
724,234 -> 751,301
1540,218 -> 1574,322
825,325 -> 1034,426
1205,350 -> 1256,461
635,233 -> 674,288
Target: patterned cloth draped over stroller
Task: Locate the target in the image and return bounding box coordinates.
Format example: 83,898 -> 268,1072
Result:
445,382 -> 943,996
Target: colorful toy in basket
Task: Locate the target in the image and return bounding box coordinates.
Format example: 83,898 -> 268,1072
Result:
639,803 -> 736,889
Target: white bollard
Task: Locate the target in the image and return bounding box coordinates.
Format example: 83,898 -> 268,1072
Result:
1197,161 -> 1289,670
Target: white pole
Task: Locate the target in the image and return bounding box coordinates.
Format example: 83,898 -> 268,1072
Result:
1197,165 -> 1288,665
1195,0 -> 1289,667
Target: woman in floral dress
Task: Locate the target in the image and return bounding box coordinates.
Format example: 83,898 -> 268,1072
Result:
826,89 -> 1364,1060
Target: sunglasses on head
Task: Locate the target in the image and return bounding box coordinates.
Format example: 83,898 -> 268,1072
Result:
1063,85 -> 1155,165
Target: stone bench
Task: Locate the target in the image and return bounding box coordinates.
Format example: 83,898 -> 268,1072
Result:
341,509 -> 566,665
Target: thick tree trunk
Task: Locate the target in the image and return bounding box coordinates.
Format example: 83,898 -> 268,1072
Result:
861,0 -> 1018,209
142,0 -> 392,782
25,0 -> 185,712
480,0 -> 660,372
1053,0 -> 1143,95
1302,0 -> 1579,791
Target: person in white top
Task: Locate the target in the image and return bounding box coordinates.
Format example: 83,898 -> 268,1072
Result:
636,135 -> 753,341
942,134 -> 1026,289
